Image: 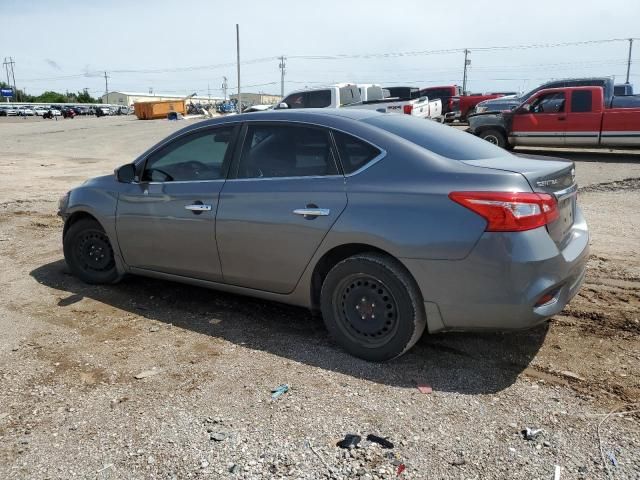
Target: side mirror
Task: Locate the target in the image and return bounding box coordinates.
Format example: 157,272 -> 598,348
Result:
115,163 -> 136,183
515,104 -> 530,114
277,102 -> 289,109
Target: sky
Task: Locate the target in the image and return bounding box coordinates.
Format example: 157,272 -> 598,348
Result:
0,0 -> 639,98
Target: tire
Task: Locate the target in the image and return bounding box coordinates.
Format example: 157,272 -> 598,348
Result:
63,218 -> 120,284
479,128 -> 507,148
320,253 -> 427,362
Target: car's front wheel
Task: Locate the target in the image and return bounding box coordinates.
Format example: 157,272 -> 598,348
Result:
63,218 -> 120,284
320,253 -> 426,362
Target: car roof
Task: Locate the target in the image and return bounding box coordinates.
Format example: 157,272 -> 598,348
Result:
208,108 -> 382,125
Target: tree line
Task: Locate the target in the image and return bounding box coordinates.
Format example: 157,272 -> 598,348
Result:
0,81 -> 100,103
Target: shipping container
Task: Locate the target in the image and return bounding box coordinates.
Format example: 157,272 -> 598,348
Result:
134,100 -> 186,120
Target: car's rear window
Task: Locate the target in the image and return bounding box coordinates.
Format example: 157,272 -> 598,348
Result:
363,114 -> 506,160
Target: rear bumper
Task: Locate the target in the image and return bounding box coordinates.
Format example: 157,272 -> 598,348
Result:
401,207 -> 589,332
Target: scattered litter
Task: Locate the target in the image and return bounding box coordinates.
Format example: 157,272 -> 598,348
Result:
271,384 -> 289,399
416,383 -> 432,394
148,326 -> 160,332
607,451 -> 618,467
228,464 -> 238,474
96,464 -> 114,473
200,460 -> 209,468
336,434 -> 361,449
134,368 -> 162,379
209,432 -> 227,442
11,346 -> 19,352
559,370 -> 585,381
396,463 -> 406,475
451,455 -> 466,466
209,318 -> 222,325
367,434 -> 394,449
522,427 -> 543,441
553,465 -> 561,480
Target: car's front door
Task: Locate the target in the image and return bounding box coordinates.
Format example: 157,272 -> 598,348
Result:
216,123 -> 347,293
511,91 -> 567,146
116,125 -> 237,281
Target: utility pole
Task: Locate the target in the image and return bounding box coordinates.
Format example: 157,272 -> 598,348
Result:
104,71 -> 110,102
462,49 -> 470,95
222,76 -> 228,101
207,83 -> 211,104
236,24 -> 241,112
626,38 -> 634,84
279,55 -> 286,98
2,58 -> 11,102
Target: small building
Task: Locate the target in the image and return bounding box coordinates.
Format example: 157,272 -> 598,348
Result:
101,91 -> 223,106
229,92 -> 281,106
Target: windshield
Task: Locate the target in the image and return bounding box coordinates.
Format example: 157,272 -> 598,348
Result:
363,114 -> 508,160
419,88 -> 454,98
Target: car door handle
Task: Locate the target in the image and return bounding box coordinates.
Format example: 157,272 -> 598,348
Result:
293,208 -> 330,217
558,116 -> 566,121
185,204 -> 212,212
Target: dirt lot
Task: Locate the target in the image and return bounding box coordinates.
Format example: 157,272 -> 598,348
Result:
0,115 -> 639,479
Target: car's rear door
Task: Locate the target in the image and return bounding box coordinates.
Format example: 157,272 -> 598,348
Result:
564,89 -> 601,146
510,90 -> 567,146
116,125 -> 238,281
215,122 -> 347,294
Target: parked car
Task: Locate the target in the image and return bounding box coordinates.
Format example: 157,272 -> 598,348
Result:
243,104 -> 273,113
472,77 -> 640,115
418,86 -> 461,120
61,107 -> 76,119
0,105 -> 18,116
382,86 -> 443,121
17,106 -> 35,116
94,106 -> 110,117
468,85 -> 640,149
33,106 -> 48,116
58,109 -> 588,361
278,84 -> 443,121
73,105 -> 90,115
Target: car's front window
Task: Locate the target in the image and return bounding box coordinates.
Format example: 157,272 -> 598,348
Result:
141,127 -> 234,182
236,124 -> 339,179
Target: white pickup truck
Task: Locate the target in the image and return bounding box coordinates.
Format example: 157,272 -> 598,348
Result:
277,83 -> 444,121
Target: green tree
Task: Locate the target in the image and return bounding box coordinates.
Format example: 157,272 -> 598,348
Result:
76,89 -> 97,103
34,91 -> 67,103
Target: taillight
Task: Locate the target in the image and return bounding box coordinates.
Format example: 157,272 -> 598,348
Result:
403,104 -> 413,115
448,191 -> 559,232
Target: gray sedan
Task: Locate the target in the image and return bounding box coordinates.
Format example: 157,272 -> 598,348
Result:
58,109 -> 589,361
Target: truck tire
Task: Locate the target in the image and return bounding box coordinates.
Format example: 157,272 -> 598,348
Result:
479,129 -> 508,149
320,253 -> 427,362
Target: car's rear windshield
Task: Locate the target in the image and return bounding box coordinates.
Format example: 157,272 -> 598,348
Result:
363,114 -> 506,160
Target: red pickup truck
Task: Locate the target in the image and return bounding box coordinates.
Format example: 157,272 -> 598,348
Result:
419,85 -> 508,122
467,86 -> 640,149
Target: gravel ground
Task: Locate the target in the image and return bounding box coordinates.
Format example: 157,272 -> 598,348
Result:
0,116 -> 638,479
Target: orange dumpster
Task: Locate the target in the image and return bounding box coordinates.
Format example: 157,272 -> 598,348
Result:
134,100 -> 186,120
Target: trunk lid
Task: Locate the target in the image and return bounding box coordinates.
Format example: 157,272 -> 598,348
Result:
462,154 -> 577,246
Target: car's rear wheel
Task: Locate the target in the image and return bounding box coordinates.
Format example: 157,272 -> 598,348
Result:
63,218 -> 119,284
320,253 -> 426,362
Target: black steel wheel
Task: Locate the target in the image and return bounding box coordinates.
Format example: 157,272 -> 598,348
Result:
321,253 -> 426,361
336,274 -> 400,347
63,218 -> 120,284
